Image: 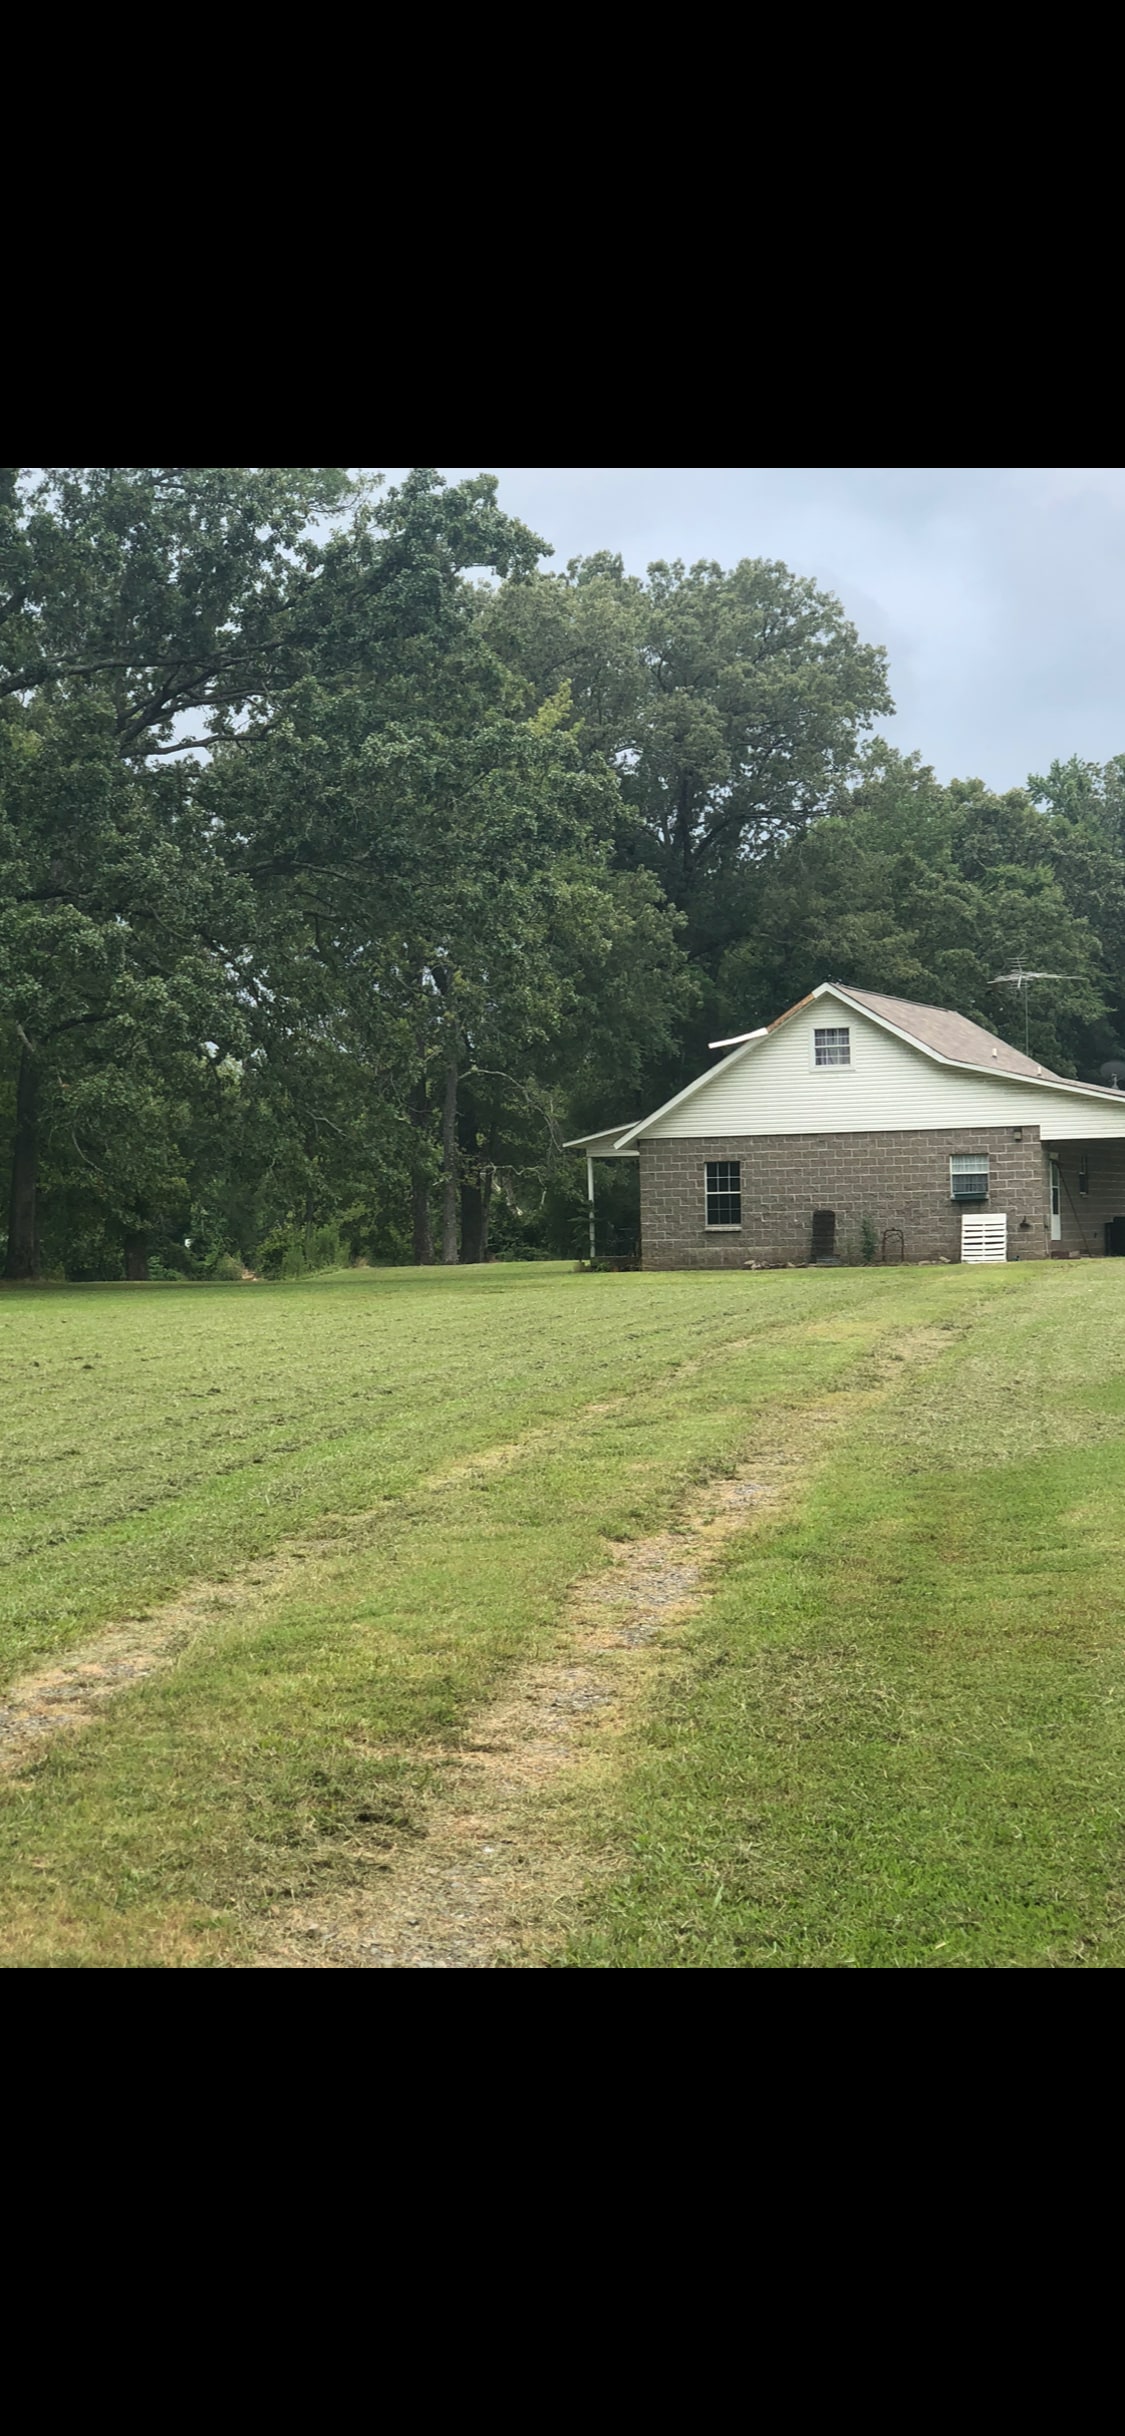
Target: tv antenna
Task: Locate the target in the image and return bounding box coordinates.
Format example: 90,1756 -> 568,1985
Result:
988,964 -> 1081,1057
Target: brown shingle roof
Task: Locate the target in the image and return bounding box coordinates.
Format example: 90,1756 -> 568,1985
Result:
831,986 -> 1061,1079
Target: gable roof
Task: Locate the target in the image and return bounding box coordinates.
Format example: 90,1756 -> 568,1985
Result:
604,980 -> 1125,1150
836,987 -> 1057,1080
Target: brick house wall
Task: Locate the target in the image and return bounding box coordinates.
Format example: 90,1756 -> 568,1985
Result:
639,1124 -> 1049,1269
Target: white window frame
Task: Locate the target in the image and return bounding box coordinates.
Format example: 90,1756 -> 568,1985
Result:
705,1159 -> 742,1230
950,1152 -> 990,1202
811,1025 -> 852,1070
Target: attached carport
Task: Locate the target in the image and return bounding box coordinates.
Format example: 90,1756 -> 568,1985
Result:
564,1127 -> 640,1261
1044,1134 -> 1125,1256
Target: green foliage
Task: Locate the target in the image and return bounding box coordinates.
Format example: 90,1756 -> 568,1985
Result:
6,465 -> 1125,1281
482,549 -> 892,916
0,467 -> 354,1280
255,1220 -> 352,1280
712,744 -> 1110,1079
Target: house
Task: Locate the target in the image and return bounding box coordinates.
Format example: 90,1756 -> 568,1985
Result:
567,983 -> 1125,1268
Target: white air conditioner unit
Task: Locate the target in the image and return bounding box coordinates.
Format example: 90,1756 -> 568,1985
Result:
961,1212 -> 1007,1263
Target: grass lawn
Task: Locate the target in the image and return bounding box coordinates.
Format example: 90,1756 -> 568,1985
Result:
3,1260 -> 1125,1967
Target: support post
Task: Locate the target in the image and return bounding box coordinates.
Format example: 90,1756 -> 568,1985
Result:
587,1152 -> 596,1262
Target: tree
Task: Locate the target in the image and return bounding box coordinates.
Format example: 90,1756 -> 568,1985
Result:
479,550 -> 893,1099
0,468 -> 358,1277
0,697 -> 245,1275
198,477 -> 692,1265
1026,757 -> 1125,1073
0,466 -> 355,754
478,551 -> 648,770
632,558 -> 891,912
482,551 -> 892,917
711,747 -> 1108,1076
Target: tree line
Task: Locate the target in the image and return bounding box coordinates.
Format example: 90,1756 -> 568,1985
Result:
3,466 -> 1123,1279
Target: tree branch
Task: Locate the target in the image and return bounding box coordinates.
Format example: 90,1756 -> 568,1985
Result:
140,735 -> 216,758
47,1010 -> 115,1040
468,1068 -> 568,1153
0,646 -> 263,703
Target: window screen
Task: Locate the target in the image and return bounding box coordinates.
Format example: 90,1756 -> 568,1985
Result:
950,1153 -> 990,1198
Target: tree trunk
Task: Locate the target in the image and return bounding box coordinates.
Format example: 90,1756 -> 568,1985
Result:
4,1046 -> 39,1280
412,1178 -> 434,1266
124,1230 -> 149,1282
441,1044 -> 459,1265
479,1112 -> 498,1260
410,1070 -> 434,1265
461,1162 -> 494,1263
458,1082 -> 483,1263
460,1177 -> 484,1263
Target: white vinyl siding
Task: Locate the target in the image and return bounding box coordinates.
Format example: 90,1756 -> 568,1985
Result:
643,1002 -> 1125,1142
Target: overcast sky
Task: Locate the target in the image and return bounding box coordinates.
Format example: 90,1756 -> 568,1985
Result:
374,469 -> 1125,793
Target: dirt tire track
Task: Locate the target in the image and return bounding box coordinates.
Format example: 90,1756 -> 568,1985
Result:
252,1330 -> 956,1971
0,1323 -> 956,1967
0,1326 -> 777,1779
252,1465 -> 783,1969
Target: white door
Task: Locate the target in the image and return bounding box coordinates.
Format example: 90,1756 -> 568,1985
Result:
1050,1158 -> 1062,1242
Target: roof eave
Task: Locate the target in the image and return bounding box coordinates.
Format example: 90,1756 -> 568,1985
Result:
613,1031 -> 772,1148
564,1126 -> 638,1150
819,983 -> 1115,1092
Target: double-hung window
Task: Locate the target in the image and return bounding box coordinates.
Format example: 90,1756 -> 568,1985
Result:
950,1153 -> 990,1201
706,1161 -> 741,1227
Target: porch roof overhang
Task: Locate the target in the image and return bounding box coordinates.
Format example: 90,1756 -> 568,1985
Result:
563,1127 -> 640,1160
1042,1125 -> 1125,1145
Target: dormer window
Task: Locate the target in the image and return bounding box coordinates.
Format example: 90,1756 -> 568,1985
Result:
814,1026 -> 851,1068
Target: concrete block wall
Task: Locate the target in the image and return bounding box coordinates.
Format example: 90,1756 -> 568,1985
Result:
638,1124 -> 1048,1268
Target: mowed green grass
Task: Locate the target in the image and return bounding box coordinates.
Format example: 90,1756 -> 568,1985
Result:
563,1262 -> 1125,1968
3,1260 -> 1125,1967
0,1261 -> 842,1679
